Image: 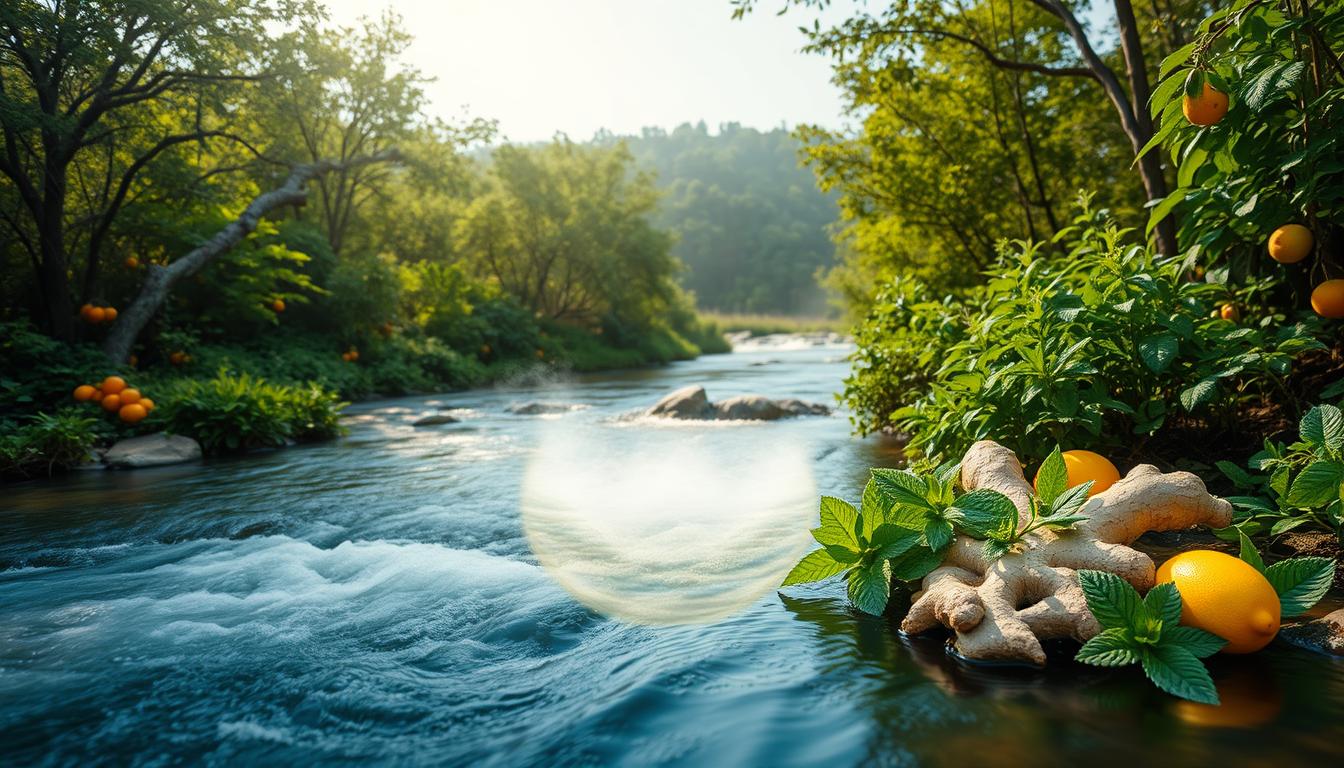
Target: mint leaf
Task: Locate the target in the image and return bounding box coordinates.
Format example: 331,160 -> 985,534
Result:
781,548 -> 848,586
1143,581 -> 1182,628
933,460 -> 961,488
823,544 -> 861,564
818,496 -> 861,550
1035,447 -> 1069,506
1162,626 -> 1226,659
1140,644 -> 1219,705
1237,529 -> 1265,574
1075,628 -> 1140,667
1265,557 -> 1336,616
923,518 -> 955,552
847,558 -> 891,615
871,468 -> 935,511
870,524 -> 922,559
860,477 -> 890,535
1078,570 -> 1144,631
1048,481 -> 1093,519
1286,460 -> 1344,507
1301,404 -> 1344,457
888,547 -> 944,581
948,488 -> 1018,539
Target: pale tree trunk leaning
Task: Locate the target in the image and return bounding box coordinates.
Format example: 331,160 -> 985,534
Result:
101,149 -> 401,363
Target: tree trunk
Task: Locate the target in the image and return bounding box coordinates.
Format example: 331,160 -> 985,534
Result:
101,149 -> 400,362
1114,0 -> 1177,255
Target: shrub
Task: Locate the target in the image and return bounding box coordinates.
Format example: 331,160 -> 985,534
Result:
0,320 -> 114,420
845,204 -> 1330,465
155,371 -> 347,454
0,410 -> 101,479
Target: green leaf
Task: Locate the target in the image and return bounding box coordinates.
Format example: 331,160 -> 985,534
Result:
1237,529 -> 1265,574
1139,333 -> 1179,373
1143,581 -> 1182,628
1182,68 -> 1204,99
1179,378 -> 1219,411
1159,43 -> 1196,78
888,546 -> 944,581
924,518 -> 955,552
1161,626 -> 1226,659
869,524 -> 922,559
1075,628 -> 1140,667
1048,481 -> 1093,519
1140,645 -> 1219,705
1265,557 -> 1336,616
818,496 -> 861,549
981,538 -> 1014,561
1286,461 -> 1344,507
1078,570 -> 1144,631
781,548 -> 848,586
860,477 -> 890,532
871,468 -> 935,511
1216,460 -> 1255,489
1301,405 -> 1344,457
847,558 -> 892,615
1035,447 -> 1068,507
824,544 -> 861,563
948,488 -> 1019,540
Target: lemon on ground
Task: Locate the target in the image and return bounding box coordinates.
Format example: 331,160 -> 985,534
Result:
1060,449 -> 1120,496
1267,224 -> 1312,264
1311,279 -> 1344,319
1154,550 -> 1280,653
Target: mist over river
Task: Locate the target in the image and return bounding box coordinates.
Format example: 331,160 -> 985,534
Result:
3,339 -> 1342,766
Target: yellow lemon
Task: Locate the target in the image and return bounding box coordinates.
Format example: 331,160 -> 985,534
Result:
1154,550 -> 1280,653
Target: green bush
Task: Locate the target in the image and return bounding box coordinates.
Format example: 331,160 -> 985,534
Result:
154,371 -> 347,454
0,410 -> 101,479
0,320 -> 115,420
845,205 -> 1330,465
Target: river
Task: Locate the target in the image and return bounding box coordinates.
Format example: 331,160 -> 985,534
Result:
2,338 -> 1342,766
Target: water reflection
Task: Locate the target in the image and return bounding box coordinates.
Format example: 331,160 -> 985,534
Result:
522,426 -> 814,624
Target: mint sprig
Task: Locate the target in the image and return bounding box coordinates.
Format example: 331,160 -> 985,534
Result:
1236,530 -> 1336,616
1075,570 -> 1225,705
953,447 -> 1090,560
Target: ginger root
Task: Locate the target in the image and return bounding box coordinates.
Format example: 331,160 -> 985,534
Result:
902,440 -> 1233,665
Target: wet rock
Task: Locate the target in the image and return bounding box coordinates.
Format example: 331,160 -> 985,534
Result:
645,385 -> 714,419
647,386 -> 830,421
506,402 -> 580,415
104,433 -> 202,468
1279,608 -> 1344,655
412,414 -> 459,427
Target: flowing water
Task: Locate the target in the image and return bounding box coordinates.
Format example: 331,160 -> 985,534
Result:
2,339 -> 1342,766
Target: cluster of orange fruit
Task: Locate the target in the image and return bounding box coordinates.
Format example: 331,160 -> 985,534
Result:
79,303 -> 118,324
1183,83 -> 1344,320
341,347 -> 360,362
73,375 -> 154,424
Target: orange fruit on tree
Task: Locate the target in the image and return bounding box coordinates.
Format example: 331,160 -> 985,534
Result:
1267,224 -> 1312,264
1183,81 -> 1229,126
118,403 -> 148,423
169,351 -> 186,365
1155,550 -> 1280,653
138,397 -> 155,411
101,376 -> 126,394
87,306 -> 106,323
104,307 -> 117,322
79,304 -> 95,322
1311,279 -> 1344,319
1220,304 -> 1240,322
124,256 -> 140,269
1045,449 -> 1121,497
101,393 -> 122,412
118,388 -> 140,405
73,384 -> 96,401
271,299 -> 285,312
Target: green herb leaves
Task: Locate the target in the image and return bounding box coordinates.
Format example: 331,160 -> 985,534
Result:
954,447 -> 1090,560
1235,531 -> 1336,617
1075,570 -> 1225,705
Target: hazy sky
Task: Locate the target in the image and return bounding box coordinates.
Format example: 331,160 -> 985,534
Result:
319,0 -> 853,143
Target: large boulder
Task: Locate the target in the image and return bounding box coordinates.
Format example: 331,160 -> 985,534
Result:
645,385 -> 714,419
645,386 -> 830,421
714,395 -> 787,421
104,433 -> 202,468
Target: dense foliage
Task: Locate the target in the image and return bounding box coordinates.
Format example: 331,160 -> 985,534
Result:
844,204 -> 1332,466
154,371 -> 345,454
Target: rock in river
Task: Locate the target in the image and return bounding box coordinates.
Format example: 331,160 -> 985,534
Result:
506,402 -> 584,415
1280,608 -> 1344,655
412,414 -> 459,427
646,385 -> 829,421
103,433 -> 203,468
